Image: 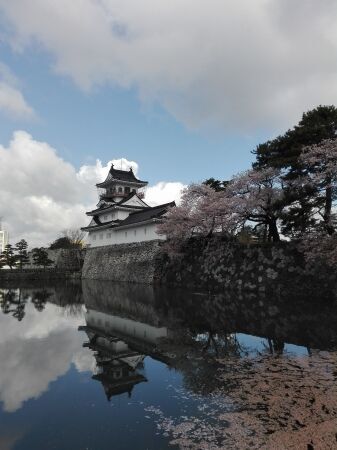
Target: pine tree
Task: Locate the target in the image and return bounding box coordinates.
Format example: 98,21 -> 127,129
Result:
15,239 -> 29,270
254,105 -> 337,172
2,244 -> 17,270
32,248 -> 54,269
253,105 -> 337,237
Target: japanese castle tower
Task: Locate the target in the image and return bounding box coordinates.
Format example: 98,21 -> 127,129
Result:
82,163 -> 174,247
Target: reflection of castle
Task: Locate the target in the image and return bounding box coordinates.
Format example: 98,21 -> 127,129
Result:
80,279 -> 337,401
80,307 -> 168,400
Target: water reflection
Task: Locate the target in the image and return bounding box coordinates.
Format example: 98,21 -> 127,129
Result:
82,280 -> 337,363
156,287 -> 337,354
0,281 -> 91,413
0,281 -> 83,321
0,279 -> 336,449
80,280 -> 337,401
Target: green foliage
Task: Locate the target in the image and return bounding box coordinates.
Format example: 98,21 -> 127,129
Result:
32,248 -> 54,269
236,225 -> 266,244
203,178 -> 229,192
15,239 -> 29,269
253,105 -> 337,237
254,105 -> 337,172
279,200 -> 317,238
49,236 -> 73,250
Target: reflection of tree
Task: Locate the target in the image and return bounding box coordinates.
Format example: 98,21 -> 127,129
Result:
0,281 -> 83,320
155,286 -> 337,355
0,289 -> 29,321
31,289 -> 53,312
264,338 -> 285,355
200,332 -> 248,358
54,281 -> 83,308
153,286 -> 337,397
63,303 -> 84,317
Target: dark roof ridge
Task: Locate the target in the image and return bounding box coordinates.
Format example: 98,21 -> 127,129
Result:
128,201 -> 175,216
96,163 -> 148,186
117,191 -> 139,205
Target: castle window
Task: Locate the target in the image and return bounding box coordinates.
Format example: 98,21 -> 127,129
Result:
134,229 -> 137,236
107,232 -> 111,238
125,186 -> 130,194
104,215 -> 108,220
132,188 -> 136,193
125,231 -> 128,237
144,228 -> 147,235
92,235 -> 96,241
99,233 -> 103,240
118,187 -> 123,193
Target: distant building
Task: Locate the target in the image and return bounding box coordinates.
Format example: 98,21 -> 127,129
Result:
82,164 -> 175,247
0,225 -> 8,253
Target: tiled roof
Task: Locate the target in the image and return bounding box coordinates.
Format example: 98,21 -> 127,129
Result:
81,218 -> 121,231
87,202 -> 115,214
117,202 -> 175,227
86,193 -> 146,215
82,201 -> 175,232
96,164 -> 148,187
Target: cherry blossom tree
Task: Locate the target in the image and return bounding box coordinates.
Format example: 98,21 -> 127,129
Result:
157,183 -> 239,254
299,138 -> 337,235
296,139 -> 337,266
158,167 -> 287,256
298,232 -> 337,268
158,140 -> 336,266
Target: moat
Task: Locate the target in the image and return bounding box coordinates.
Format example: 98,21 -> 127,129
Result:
0,280 -> 336,449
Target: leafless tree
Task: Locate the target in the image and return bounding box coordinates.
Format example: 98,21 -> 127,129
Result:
61,228 -> 85,247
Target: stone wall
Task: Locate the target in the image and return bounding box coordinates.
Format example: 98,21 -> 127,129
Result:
156,236 -> 336,298
80,236 -> 336,298
82,241 -> 162,283
27,248 -> 85,271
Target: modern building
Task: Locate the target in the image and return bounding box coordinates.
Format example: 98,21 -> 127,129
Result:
0,226 -> 8,253
82,164 -> 175,247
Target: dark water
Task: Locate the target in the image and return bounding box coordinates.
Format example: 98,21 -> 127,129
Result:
0,280 -> 337,449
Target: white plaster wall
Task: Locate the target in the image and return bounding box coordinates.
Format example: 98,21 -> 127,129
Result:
86,310 -> 168,345
124,196 -> 147,207
99,210 -> 129,222
87,223 -> 165,248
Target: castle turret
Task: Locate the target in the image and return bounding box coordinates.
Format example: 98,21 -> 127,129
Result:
96,164 -> 148,202
81,162 -> 175,247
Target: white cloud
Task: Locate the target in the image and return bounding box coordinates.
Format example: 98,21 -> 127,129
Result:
0,131 -> 90,247
0,63 -> 34,119
0,298 -> 92,412
0,131 -> 183,247
145,181 -> 185,206
77,157 -> 139,187
1,0 -> 337,131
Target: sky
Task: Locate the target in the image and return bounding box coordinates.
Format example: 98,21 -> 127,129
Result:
0,0 -> 337,246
